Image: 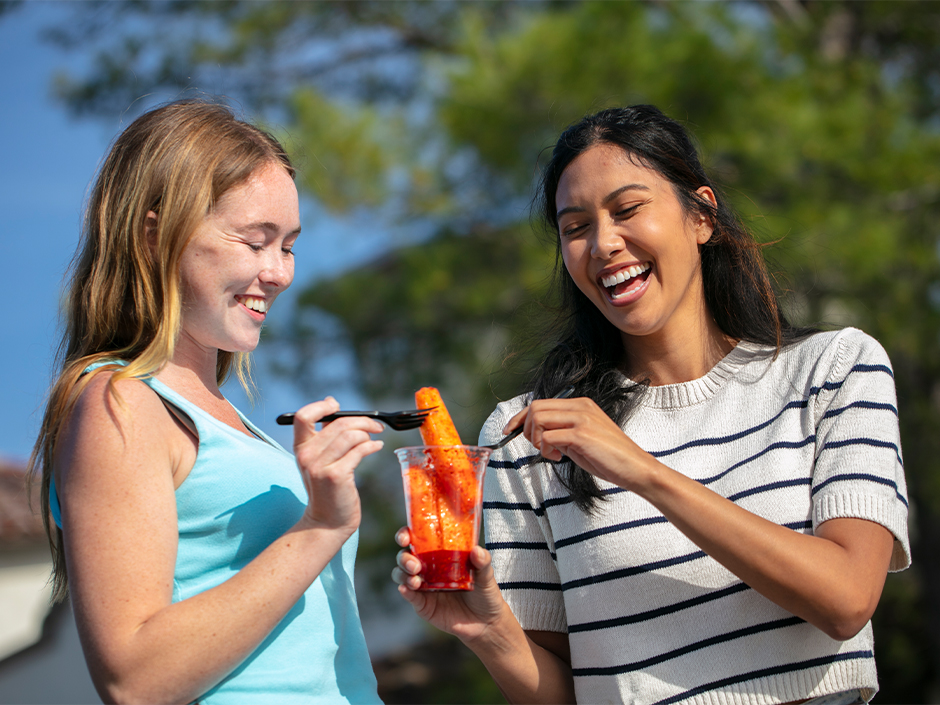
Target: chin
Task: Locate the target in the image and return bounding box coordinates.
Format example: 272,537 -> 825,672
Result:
221,338 -> 262,354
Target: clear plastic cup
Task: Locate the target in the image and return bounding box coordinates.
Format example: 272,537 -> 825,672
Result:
394,445 -> 490,591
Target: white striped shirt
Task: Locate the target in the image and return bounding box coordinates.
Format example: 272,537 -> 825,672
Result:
480,328 -> 910,705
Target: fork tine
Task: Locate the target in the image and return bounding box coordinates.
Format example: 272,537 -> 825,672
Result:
386,407 -> 436,430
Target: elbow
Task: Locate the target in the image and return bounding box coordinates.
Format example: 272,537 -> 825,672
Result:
818,595 -> 877,642
822,618 -> 868,642
94,676 -> 147,705
92,670 -> 190,705
87,659 -> 140,704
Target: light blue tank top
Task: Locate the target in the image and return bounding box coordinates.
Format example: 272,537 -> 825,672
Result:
50,365 -> 380,704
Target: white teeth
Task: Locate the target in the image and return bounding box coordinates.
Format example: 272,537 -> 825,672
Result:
240,296 -> 267,313
600,263 -> 650,288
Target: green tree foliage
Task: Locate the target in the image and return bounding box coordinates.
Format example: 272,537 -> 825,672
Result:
36,1 -> 940,700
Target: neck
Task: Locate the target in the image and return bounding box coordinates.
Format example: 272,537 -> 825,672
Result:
155,336 -> 224,399
621,316 -> 736,386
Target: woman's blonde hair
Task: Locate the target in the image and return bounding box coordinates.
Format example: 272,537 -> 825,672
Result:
28,98 -> 295,602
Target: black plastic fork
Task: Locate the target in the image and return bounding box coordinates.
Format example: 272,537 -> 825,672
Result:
275,407 -> 436,430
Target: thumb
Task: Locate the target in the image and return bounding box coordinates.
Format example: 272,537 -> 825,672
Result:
469,545 -> 496,586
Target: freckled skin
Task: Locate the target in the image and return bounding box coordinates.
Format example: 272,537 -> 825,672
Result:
176,163 -> 301,361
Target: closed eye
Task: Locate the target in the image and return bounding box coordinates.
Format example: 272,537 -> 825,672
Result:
614,204 -> 641,219
560,222 -> 588,238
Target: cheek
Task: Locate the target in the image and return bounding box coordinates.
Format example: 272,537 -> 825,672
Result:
284,258 -> 296,288
560,240 -> 591,285
559,239 -> 580,272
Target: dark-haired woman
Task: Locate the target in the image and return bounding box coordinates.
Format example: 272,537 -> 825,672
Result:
394,105 -> 909,704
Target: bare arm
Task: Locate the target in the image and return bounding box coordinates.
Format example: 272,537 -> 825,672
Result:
512,396 -> 895,641
58,375 -> 383,704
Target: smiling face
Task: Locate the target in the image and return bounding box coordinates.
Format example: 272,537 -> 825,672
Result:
556,143 -> 716,351
176,161 -> 300,360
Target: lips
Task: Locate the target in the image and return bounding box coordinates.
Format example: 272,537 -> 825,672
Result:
599,263 -> 651,300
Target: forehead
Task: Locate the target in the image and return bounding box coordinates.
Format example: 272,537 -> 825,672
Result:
211,163 -> 299,218
556,143 -> 666,204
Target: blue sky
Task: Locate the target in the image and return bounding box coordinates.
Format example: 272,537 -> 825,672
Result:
0,3 -> 110,464
0,2 -> 394,464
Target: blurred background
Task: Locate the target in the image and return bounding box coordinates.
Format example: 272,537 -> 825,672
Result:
0,1 -> 938,703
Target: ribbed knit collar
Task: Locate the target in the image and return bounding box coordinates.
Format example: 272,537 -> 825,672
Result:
636,340 -> 771,409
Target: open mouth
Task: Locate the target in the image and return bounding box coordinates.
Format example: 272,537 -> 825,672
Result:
600,263 -> 651,300
236,295 -> 268,314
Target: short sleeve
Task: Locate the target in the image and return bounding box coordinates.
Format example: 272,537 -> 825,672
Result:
811,329 -> 911,571
480,401 -> 568,633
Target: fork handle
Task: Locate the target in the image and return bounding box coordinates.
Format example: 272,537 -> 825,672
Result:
275,411 -> 374,426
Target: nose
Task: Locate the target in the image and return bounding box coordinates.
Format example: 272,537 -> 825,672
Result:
590,217 -> 624,260
260,250 -> 294,290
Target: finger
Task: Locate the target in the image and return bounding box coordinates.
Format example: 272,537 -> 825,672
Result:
294,432 -> 383,474
292,397 -> 341,440
333,438 -> 385,469
527,406 -> 582,431
396,549 -> 422,575
502,406 -> 530,436
538,442 -> 564,462
395,526 -> 412,547
392,564 -> 423,591
469,544 -> 492,570
317,416 -> 386,436
397,582 -> 427,609
468,546 -> 498,589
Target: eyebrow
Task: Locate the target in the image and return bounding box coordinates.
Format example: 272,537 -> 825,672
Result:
238,222 -> 302,236
556,183 -> 651,219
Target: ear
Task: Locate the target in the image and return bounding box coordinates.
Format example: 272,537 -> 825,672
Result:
693,186 -> 717,245
145,211 -> 159,259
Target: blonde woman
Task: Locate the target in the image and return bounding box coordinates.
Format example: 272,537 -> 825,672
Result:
28,99 -> 384,704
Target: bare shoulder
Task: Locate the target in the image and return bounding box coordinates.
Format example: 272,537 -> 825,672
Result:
55,370 -> 182,490
69,370 -> 167,427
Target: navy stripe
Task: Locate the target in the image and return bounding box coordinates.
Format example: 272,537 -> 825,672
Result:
648,650 -> 874,705
535,514 -> 809,555
812,471 -> 908,507
484,486 -> 623,514
483,499 -> 546,516
728,477 -> 811,502
853,363 -> 893,377
819,437 -> 904,468
488,453 -> 541,471
486,540 -> 557,562
572,616 -> 804,675
700,436 -> 817,488
783,519 -> 813,531
561,551 -> 706,591
650,399 -> 809,459
568,582 -> 750,633
823,400 -> 897,419
497,579 -> 562,591
555,516 -> 669,549
486,539 -> 550,551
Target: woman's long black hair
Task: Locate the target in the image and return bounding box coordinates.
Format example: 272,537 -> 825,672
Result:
529,105 -> 815,511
